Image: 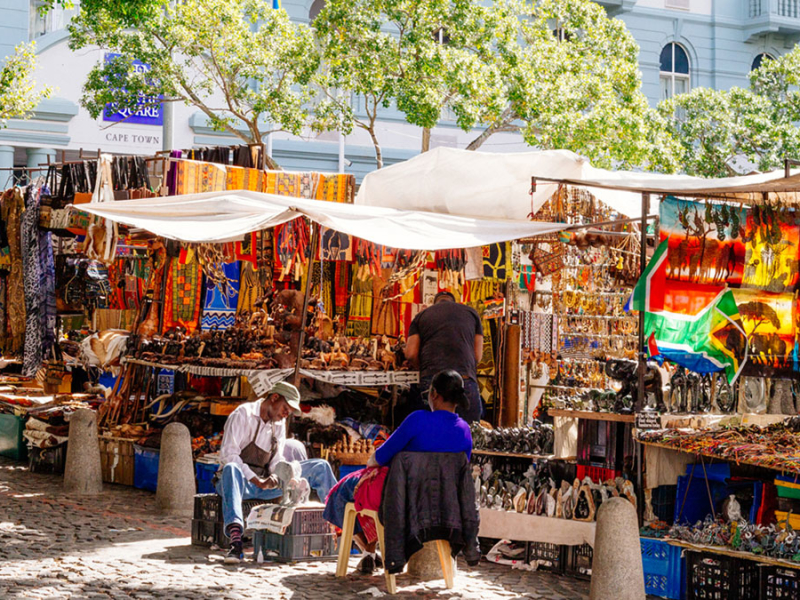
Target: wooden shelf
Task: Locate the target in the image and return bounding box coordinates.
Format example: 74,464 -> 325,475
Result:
667,540 -> 800,570
548,409 -> 635,423
472,449 -> 554,460
637,439 -> 800,476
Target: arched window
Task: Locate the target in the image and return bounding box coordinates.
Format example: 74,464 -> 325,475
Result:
660,43 -> 690,100
309,0 -> 325,22
752,53 -> 774,71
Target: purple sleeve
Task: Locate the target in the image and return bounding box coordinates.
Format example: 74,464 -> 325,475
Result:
374,412 -> 421,466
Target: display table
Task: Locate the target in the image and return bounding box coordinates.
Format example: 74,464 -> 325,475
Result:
668,539 -> 800,570
478,508 -> 596,547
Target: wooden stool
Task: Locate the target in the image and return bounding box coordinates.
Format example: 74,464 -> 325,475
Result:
335,502 -> 455,594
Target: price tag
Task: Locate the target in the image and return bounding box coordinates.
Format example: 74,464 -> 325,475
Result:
635,412 -> 662,430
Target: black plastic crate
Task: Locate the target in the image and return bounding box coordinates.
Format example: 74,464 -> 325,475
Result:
284,507 -> 332,536
253,530 -> 337,562
686,551 -> 760,600
652,484 -> 677,525
191,518 -> 225,547
28,444 -> 67,474
193,494 -> 277,523
762,566 -> 800,600
527,542 -> 565,574
566,544 -> 593,579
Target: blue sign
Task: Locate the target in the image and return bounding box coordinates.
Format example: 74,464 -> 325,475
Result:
102,53 -> 163,126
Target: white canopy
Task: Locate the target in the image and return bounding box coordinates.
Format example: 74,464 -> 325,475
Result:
73,189 -> 568,250
355,147 -> 800,219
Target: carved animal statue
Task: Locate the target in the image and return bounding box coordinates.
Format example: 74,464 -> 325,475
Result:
604,359 -> 666,411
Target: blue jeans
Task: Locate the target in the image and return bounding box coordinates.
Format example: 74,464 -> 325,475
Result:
215,459 -> 338,531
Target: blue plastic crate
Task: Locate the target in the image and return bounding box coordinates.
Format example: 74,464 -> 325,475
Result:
133,445 -> 160,492
641,538 -> 685,600
674,473 -> 761,525
338,464 -> 365,479
195,462 -> 218,494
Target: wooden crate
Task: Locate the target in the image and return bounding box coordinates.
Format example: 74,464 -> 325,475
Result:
99,435 -> 136,486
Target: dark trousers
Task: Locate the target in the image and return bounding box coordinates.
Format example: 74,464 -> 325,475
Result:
408,376 -> 483,424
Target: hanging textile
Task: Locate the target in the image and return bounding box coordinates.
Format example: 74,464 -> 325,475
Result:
371,269 -> 399,338
334,262 -> 350,320
226,166 -> 264,192
317,173 -> 355,203
258,229 -> 274,292
659,196 -> 746,286
346,265 -> 373,338
742,204 -> 800,293
38,195 -> 56,362
171,159 -> 227,195
483,242 -> 512,281
21,187 -> 45,376
235,232 -> 258,267
163,253 -> 204,333
319,228 -> 353,261
237,261 -> 260,315
200,261 -> 241,331
3,188 -> 25,354
0,278 -> 6,350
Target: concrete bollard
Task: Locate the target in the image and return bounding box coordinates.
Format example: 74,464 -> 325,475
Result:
155,422 -> 195,516
63,408 -> 103,495
589,497 -> 646,600
407,542 -> 451,581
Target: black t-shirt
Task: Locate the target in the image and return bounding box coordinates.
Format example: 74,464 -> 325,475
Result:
408,302 -> 483,380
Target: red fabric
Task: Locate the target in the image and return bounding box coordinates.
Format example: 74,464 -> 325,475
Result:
354,466 -> 389,544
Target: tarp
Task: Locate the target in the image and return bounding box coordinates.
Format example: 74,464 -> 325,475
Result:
355,147 -> 800,219
72,189 -> 568,250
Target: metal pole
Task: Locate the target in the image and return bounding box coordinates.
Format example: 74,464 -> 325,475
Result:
338,132 -> 346,173
292,221 -> 320,385
636,191 -> 649,525
162,101 -> 173,152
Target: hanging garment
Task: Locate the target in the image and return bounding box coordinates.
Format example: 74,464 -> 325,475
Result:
483,242 -> 511,282
163,253 -> 203,333
172,159 -> 227,195
346,265 -> 373,338
200,261 -> 241,331
21,187 -> 45,376
237,261 -> 259,316
3,188 -> 25,354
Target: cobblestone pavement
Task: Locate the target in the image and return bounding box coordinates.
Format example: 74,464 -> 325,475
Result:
0,457 -> 592,600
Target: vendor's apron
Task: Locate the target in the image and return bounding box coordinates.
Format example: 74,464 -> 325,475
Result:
240,421 -> 278,478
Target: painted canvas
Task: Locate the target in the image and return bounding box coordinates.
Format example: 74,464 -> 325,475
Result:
742,204 -> 800,293
660,196 -> 746,285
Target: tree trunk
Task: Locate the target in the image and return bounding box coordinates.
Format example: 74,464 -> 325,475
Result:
466,125 -> 498,151
368,126 -> 384,169
422,127 -> 431,152
466,107 -> 518,151
251,126 -> 281,170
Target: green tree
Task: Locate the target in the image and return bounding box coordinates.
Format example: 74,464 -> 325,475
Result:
465,0 -> 679,172
0,43 -> 52,126
662,47 -> 800,177
314,0 -> 505,168
69,0 -> 324,168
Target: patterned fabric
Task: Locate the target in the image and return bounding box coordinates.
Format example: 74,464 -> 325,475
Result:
226,166 -> 264,192
3,189 -> 25,354
171,159 -> 227,195
346,265 -> 373,338
319,228 -> 353,261
0,277 -> 6,349
21,187 -> 45,376
483,242 -> 511,281
237,261 -> 259,315
235,232 -> 258,267
201,261 -> 240,331
520,312 -> 557,353
39,201 -> 56,362
163,253 -> 203,333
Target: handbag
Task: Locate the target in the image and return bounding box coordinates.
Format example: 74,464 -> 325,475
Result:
530,243 -> 564,276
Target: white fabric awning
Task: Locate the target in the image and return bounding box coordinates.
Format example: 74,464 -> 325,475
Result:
73,189 -> 569,250
355,147 -> 800,219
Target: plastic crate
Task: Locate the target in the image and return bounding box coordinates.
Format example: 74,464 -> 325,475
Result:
776,476 -> 800,500
641,537 -> 685,600
652,485 -> 677,526
195,462 -> 218,494
253,530 -> 337,562
133,445 -> 160,492
685,551 -> 760,600
191,518 -> 225,547
284,507 -> 333,536
28,443 -> 67,474
527,541 -> 565,574
193,494 -> 279,523
576,464 -> 621,484
761,565 -> 800,600
0,413 -> 27,461
674,474 -> 760,525
567,544 -> 593,579
338,464 -> 365,479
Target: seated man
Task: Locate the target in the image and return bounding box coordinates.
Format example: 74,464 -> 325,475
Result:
216,381 -> 337,564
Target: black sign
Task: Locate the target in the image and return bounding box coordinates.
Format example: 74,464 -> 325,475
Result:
635,412 -> 662,430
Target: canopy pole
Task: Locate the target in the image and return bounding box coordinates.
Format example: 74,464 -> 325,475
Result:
292,220 -> 320,386
636,191 -> 649,525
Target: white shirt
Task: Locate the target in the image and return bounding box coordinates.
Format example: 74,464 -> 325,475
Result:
218,400 -> 286,481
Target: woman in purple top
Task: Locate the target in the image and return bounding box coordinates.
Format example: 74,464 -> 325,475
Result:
324,370 -> 473,574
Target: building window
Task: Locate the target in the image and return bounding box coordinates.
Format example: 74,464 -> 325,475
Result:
309,0 -> 325,22
752,53 -> 774,71
660,42 -> 690,101
29,0 -> 79,40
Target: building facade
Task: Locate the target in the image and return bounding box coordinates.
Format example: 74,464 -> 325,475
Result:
0,0 -> 796,186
